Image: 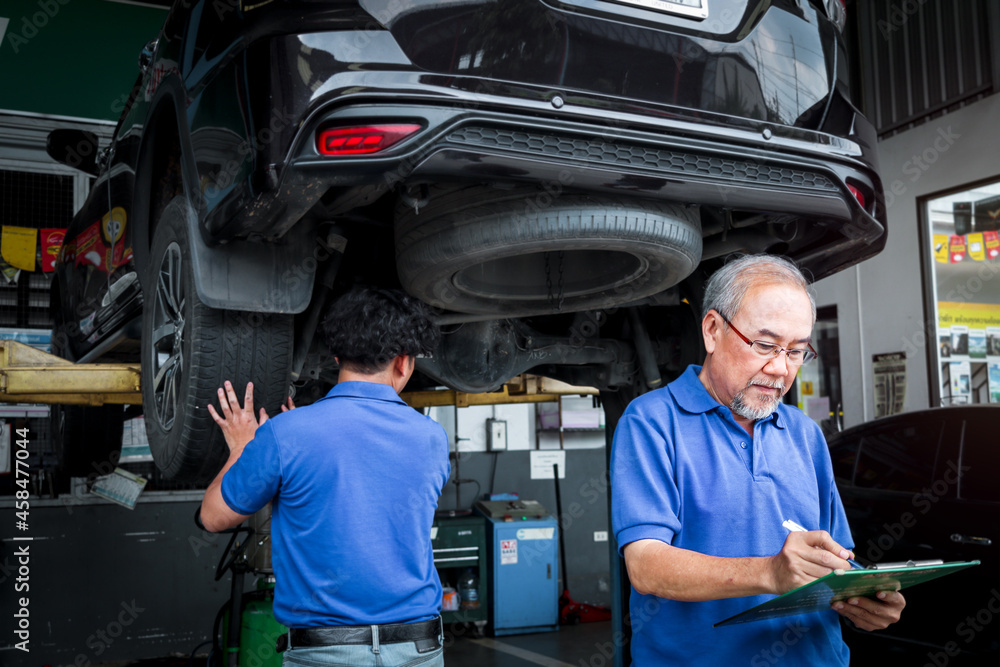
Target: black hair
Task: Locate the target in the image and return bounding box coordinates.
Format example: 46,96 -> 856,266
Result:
321,286 -> 440,374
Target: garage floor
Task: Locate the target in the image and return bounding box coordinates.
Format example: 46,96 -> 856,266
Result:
444,621 -> 612,667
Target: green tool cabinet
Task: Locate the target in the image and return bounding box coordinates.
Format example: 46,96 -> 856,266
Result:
432,515 -> 488,626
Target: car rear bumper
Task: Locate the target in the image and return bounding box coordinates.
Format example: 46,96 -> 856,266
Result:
224,86 -> 885,281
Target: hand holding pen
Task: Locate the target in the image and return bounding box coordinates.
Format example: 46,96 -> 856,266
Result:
767,519 -> 862,594
781,519 -> 907,630
783,519 -> 864,569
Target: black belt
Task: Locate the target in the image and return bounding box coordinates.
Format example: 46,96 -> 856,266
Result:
276,618 -> 442,653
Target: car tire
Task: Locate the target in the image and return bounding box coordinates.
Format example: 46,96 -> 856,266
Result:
395,187 -> 702,315
142,197 -> 293,484
49,320 -> 125,480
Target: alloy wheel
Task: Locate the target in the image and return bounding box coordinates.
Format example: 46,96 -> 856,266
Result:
149,241 -> 185,430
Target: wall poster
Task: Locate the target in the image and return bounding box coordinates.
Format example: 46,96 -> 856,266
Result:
873,352 -> 906,418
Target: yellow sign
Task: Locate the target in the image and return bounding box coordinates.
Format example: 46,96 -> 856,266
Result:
938,301 -> 1000,329
933,234 -> 949,263
801,381 -> 814,395
1,226 -> 36,271
968,233 -> 986,261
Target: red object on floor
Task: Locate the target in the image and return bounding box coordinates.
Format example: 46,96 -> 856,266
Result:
560,589 -> 613,625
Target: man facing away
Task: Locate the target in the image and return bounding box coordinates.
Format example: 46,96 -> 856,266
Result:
200,286 -> 450,666
611,254 -> 905,665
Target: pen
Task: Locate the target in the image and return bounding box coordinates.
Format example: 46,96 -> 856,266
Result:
782,519 -> 864,569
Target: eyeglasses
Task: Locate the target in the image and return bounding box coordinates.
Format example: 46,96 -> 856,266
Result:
718,312 -> 818,366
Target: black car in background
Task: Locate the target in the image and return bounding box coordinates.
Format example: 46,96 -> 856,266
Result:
47,0 -> 886,483
828,406 -> 999,666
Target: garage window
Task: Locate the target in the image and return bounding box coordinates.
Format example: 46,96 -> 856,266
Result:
920,177 -> 1000,406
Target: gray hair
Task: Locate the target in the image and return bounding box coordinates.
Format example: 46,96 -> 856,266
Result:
702,254 -> 816,323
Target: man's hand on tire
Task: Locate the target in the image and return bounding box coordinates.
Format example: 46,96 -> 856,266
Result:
208,381 -> 267,454
208,381 -> 296,454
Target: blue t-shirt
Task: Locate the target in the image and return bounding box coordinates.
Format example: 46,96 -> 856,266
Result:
611,365 -> 853,666
221,381 -> 450,628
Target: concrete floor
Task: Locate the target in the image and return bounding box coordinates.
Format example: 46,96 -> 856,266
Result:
444,622 -> 613,667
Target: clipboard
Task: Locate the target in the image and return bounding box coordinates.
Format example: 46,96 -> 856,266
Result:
714,560 -> 980,627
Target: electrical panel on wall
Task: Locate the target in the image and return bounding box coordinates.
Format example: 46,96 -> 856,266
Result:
486,418 -> 507,451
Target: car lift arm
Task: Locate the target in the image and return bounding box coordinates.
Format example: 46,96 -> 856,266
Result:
0,340 -> 142,407
401,375 -> 597,408
0,339 -> 596,409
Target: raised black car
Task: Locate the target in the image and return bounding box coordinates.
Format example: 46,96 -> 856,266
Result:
48,0 -> 885,483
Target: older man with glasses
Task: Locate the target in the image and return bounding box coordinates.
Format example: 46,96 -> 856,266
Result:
611,254 -> 905,666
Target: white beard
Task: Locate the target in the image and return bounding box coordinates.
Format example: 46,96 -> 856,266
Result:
730,377 -> 785,421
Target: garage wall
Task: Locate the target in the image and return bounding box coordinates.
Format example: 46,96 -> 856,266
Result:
813,93 -> 1000,428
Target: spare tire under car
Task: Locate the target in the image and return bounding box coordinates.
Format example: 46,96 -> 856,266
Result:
395,187 -> 702,316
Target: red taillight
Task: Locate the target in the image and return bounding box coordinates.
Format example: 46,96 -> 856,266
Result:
316,124 -> 422,156
848,183 -> 866,209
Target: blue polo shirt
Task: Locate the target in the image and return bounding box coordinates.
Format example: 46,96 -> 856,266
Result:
611,365 -> 852,666
221,381 -> 450,628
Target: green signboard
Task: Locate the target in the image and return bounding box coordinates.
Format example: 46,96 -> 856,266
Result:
0,0 -> 167,121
